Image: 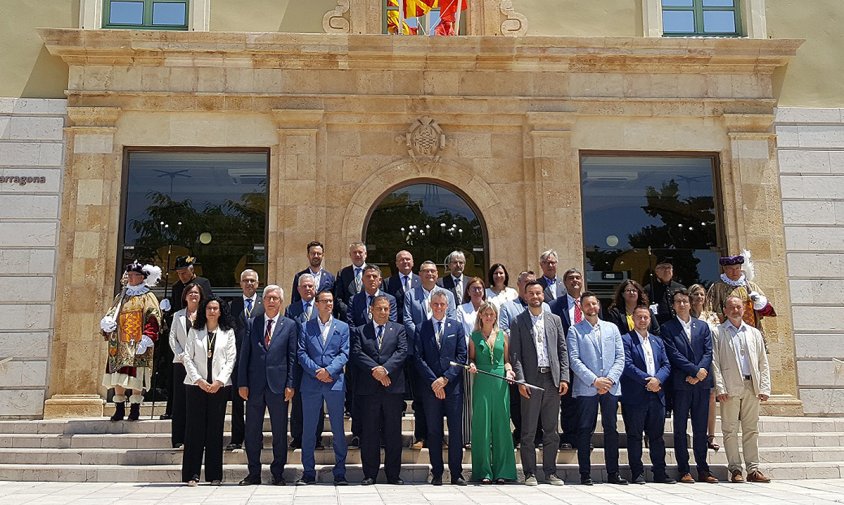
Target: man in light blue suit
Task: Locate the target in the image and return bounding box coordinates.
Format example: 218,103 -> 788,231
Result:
567,291 -> 627,486
403,260 -> 455,448
296,289 -> 349,486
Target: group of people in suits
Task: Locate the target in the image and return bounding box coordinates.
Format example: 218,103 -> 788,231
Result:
119,244 -> 775,487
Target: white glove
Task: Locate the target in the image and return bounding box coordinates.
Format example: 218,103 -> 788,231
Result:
749,292 -> 768,311
100,316 -> 117,333
649,303 -> 659,315
159,298 -> 171,312
136,335 -> 154,355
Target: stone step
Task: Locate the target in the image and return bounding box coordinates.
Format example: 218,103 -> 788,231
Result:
2,445 -> 840,466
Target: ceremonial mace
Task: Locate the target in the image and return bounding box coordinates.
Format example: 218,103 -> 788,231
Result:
150,221 -> 179,420
449,362 -> 545,392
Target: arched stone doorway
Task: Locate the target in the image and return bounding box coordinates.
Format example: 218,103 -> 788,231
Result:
364,182 -> 489,281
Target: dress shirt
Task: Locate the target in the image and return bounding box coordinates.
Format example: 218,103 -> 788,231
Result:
263,313 -> 280,338
636,329 -> 656,377
677,315 -> 693,342
310,267 -> 325,288
243,295 -> 256,318
432,316 -> 446,349
422,287 -> 435,318
530,311 -> 550,367
318,316 -> 333,346
726,322 -> 752,376
544,276 -> 558,300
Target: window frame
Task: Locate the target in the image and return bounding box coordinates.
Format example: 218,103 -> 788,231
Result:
382,1 -> 468,36
102,0 -> 189,30
643,0 -> 767,39
661,0 -> 742,37
80,0 -> 209,31
116,147 -> 271,297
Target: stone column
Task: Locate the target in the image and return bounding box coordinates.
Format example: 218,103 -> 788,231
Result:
271,109 -> 326,288
723,113 -> 802,416
524,112 -> 582,272
43,106 -> 121,418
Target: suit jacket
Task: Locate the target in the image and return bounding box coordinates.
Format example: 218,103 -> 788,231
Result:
414,317 -> 466,395
351,321 -> 407,395
230,295 -> 265,351
291,268 -> 336,304
661,317 -> 713,390
509,309 -> 569,388
644,280 -> 685,325
567,319 -> 625,397
171,276 -> 213,312
620,330 -> 671,406
346,290 -> 397,328
284,299 -> 317,324
538,276 -> 566,303
499,297 -> 550,335
548,295 -> 573,336
606,306 -> 661,337
438,275 -> 466,304
237,314 -> 297,395
382,272 -> 421,324
403,286 -> 456,354
183,327 -> 237,387
334,264 -> 366,321
298,317 -> 349,393
168,308 -> 190,363
712,321 -> 771,397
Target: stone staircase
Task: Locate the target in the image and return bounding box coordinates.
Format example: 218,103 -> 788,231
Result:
0,406 -> 842,483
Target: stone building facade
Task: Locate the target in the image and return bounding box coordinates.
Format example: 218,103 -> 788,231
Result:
0,1 -> 842,417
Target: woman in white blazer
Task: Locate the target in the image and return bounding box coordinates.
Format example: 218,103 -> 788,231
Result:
182,295 -> 237,486
168,282 -> 205,449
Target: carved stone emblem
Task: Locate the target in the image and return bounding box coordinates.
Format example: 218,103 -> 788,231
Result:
403,117 -> 446,162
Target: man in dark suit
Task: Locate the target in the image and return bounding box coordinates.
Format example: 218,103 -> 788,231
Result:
351,295 -> 408,485
414,290 -> 467,486
404,260 -> 457,448
346,264 -> 397,446
537,249 -> 566,302
437,250 -> 466,303
284,273 -> 324,451
291,241 -> 335,304
509,281 -> 569,486
644,260 -> 685,326
237,285 -> 297,486
382,250 -> 420,325
548,267 -> 584,449
161,255 -> 213,420
333,241 -> 368,322
227,269 -> 263,451
662,288 -> 719,484
296,289 -> 350,486
620,306 -> 675,485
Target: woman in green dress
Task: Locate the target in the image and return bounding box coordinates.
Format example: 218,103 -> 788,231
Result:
468,302 -> 517,484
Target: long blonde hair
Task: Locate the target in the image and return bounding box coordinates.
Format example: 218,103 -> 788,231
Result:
473,301 -> 500,335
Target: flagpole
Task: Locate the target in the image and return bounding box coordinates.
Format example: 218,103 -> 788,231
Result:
454,0 -> 462,35
398,0 -> 405,35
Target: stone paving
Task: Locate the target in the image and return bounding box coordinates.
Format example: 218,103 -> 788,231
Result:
3,479 -> 844,505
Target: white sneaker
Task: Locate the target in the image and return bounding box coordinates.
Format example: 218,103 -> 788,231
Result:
546,474 -> 565,486
525,474 -> 538,486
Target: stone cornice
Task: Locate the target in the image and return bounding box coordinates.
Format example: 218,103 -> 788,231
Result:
39,29 -> 802,74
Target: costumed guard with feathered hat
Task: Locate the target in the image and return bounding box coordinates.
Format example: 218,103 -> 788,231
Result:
704,250 -> 776,348
100,261 -> 164,421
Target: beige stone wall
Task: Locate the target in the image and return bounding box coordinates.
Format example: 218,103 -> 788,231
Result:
35,29 -> 804,416
211,0 -> 337,33
767,0 -> 844,107
516,0 -> 641,36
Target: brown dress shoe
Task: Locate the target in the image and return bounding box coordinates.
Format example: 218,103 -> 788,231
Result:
679,473 -> 695,484
730,470 -> 744,483
747,471 -> 771,483
698,471 -> 719,483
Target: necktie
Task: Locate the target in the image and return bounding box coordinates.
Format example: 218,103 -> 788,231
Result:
574,299 -> 583,323
355,267 -> 363,292
436,321 -> 443,349
244,298 -> 253,317
377,325 -> 384,351
264,319 -> 274,348
305,302 -> 312,320
403,275 -> 410,293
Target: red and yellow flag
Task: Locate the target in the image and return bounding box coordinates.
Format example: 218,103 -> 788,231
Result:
387,0 -> 417,35
435,0 -> 467,36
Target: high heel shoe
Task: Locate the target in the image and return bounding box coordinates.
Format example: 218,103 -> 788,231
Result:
707,435 -> 720,451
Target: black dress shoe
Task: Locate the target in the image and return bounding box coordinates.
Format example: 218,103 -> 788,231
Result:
159,413 -> 172,420
289,440 -> 302,449
239,476 -> 261,486
451,477 -> 467,486
361,478 -> 375,486
607,473 -> 628,485
387,478 -> 404,485
580,476 -> 594,486
632,474 -> 647,485
315,444 -> 325,450
334,477 -> 349,486
295,477 -> 315,486
225,443 -> 242,451
559,441 -> 573,450
349,436 -> 360,448
654,475 -> 677,484
431,476 -> 443,486
271,476 -> 286,486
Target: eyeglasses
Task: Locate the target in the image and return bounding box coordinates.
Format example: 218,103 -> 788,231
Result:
624,289 -> 638,294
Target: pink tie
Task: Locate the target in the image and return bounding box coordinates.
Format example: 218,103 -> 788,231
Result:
574,300 -> 583,324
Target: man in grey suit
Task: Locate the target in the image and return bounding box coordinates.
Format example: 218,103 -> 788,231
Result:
537,249 -> 566,302
509,281 -> 569,486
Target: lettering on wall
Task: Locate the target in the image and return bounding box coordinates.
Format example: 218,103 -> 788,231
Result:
0,176 -> 48,186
